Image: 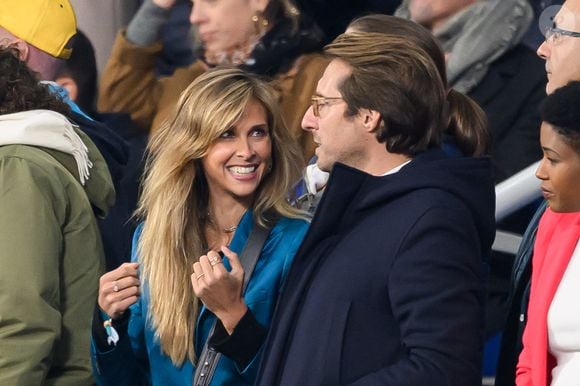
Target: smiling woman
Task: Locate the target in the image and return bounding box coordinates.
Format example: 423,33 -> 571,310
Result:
202,99 -> 272,213
91,67 -> 310,386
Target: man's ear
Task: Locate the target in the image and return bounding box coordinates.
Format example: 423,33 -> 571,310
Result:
9,39 -> 30,61
55,76 -> 78,102
361,109 -> 382,133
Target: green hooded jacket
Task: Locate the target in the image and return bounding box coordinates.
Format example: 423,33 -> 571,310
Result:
0,110 -> 115,386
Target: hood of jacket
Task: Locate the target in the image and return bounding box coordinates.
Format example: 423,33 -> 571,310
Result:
0,110 -> 115,217
322,149 -> 496,252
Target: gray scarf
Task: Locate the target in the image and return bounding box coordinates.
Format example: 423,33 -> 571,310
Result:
396,0 -> 533,93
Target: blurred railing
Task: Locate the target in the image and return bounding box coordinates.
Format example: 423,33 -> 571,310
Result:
492,161 -> 541,254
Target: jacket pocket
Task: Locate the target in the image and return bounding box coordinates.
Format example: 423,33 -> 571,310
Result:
340,300 -> 401,384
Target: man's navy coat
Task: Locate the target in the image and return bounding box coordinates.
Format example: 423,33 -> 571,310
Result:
256,149 -> 496,386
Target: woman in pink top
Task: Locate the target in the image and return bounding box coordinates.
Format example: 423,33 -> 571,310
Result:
516,81 -> 580,386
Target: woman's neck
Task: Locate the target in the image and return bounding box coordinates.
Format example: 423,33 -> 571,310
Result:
203,22 -> 272,67
208,199 -> 249,231
205,194 -> 251,250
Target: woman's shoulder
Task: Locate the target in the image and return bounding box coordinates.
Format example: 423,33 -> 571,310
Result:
270,216 -> 310,241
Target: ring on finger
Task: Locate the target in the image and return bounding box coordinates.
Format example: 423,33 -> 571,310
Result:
112,281 -> 119,292
196,273 -> 206,280
210,260 -> 222,267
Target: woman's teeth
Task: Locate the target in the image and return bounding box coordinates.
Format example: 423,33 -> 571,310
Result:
229,166 -> 257,175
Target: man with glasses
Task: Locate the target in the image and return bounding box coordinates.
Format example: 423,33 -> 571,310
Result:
495,2 -> 580,385
256,28 -> 495,386
538,0 -> 580,94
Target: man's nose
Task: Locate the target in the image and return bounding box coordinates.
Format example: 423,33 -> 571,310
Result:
301,105 -> 318,132
537,40 -> 550,60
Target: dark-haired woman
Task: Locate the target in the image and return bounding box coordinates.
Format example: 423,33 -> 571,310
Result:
516,81 -> 580,386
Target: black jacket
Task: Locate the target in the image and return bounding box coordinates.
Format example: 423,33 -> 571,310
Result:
91,112 -> 145,270
469,44 -> 546,183
256,149 -> 495,386
494,201 -> 548,386
67,111 -> 129,192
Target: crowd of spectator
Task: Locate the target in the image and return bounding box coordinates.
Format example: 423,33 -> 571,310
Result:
1,0 -> 579,385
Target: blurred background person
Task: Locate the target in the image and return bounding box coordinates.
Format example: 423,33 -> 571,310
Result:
396,0 -> 545,183
98,0 -> 328,163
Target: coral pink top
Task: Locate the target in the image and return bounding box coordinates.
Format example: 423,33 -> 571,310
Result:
516,208 -> 580,386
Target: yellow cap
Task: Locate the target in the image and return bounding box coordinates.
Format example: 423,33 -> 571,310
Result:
0,0 -> 76,59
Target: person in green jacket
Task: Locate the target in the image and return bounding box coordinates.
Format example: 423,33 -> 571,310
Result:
0,47 -> 115,385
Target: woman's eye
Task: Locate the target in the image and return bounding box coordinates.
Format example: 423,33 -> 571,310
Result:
250,127 -> 269,137
219,130 -> 235,139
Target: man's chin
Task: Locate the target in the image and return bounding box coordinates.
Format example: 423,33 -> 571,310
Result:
546,80 -> 562,95
316,158 -> 333,173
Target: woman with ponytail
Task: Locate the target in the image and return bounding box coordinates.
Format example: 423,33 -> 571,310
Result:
297,14 -> 491,213
346,14 -> 491,157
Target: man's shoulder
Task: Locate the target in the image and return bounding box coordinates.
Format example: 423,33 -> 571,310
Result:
0,145 -> 85,207
0,144 -> 73,177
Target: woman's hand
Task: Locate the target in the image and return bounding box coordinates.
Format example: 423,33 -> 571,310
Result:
191,246 -> 247,334
98,262 -> 140,320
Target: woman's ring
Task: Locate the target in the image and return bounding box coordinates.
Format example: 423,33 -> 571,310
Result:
210,260 -> 222,267
112,281 -> 119,292
196,273 -> 206,280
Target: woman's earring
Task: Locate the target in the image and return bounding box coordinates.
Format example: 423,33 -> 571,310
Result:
252,13 -> 269,35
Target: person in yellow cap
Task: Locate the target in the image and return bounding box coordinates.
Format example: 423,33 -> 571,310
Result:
0,0 -> 132,261
0,0 -> 128,183
0,2 -> 128,385
0,45 -> 114,386
0,0 -> 76,80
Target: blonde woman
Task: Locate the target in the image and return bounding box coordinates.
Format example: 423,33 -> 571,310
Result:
91,67 -> 309,386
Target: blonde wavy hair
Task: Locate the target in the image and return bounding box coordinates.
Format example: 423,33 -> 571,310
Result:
136,67 -> 305,365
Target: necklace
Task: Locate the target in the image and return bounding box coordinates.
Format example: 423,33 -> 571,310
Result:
207,209 -> 247,234
222,225 -> 237,234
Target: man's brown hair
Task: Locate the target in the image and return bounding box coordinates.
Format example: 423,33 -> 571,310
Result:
325,32 -> 448,156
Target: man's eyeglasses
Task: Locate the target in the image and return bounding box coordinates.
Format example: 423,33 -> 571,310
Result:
311,96 -> 343,117
544,25 -> 580,45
